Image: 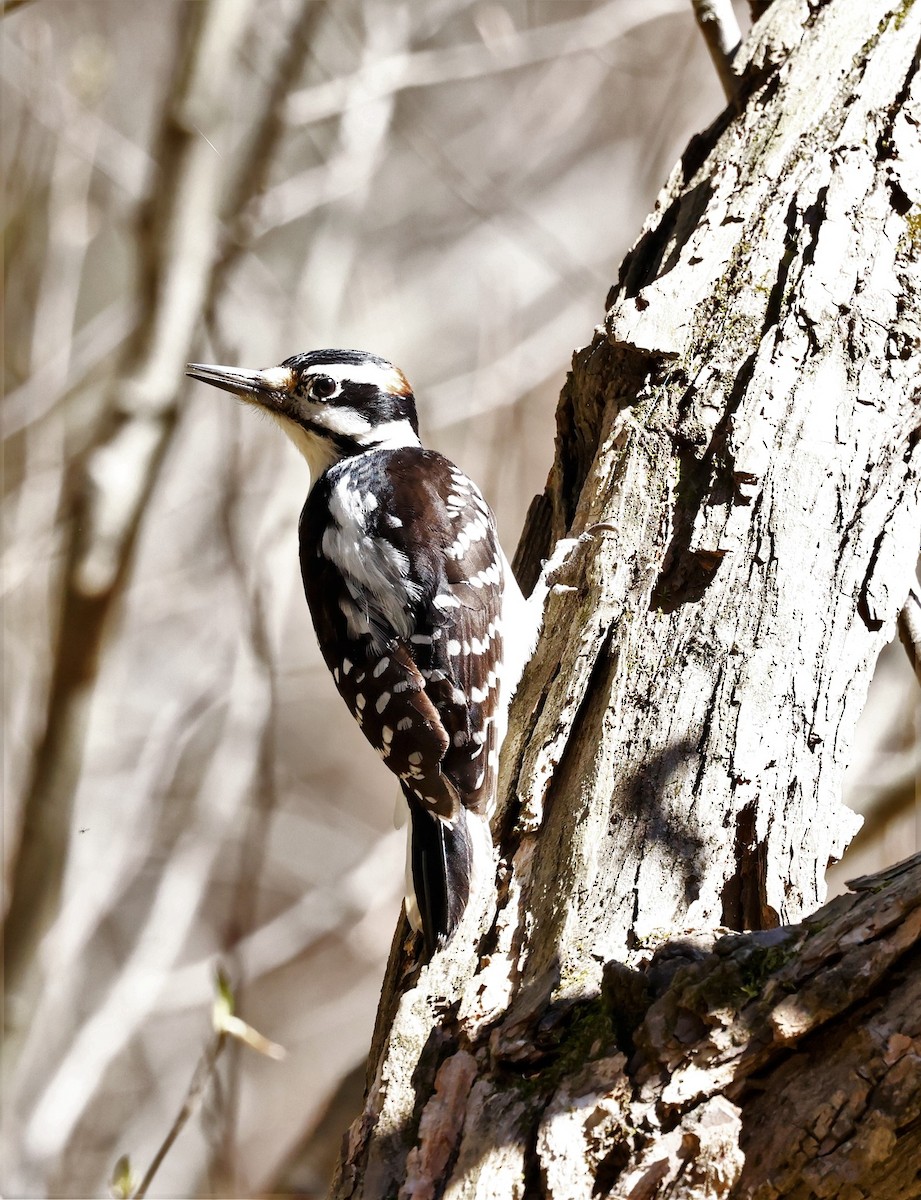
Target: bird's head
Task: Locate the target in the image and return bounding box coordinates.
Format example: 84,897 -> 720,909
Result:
187,349 -> 421,484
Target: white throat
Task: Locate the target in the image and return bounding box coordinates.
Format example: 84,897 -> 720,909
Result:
272,414 -> 340,490
273,413 -> 421,492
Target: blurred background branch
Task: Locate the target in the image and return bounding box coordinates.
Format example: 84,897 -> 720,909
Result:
4,0 -> 256,1061
2,2 -> 916,1196
1,0 -> 36,16
691,0 -> 742,100
898,583 -> 921,687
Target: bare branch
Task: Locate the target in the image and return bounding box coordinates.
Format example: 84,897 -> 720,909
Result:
691,0 -> 743,101
2,38 -> 154,192
425,296 -> 587,430
1,301 -> 136,438
287,0 -> 689,125
3,0 -> 257,1095
210,0 -> 327,300
75,0 -> 256,598
286,0 -> 413,336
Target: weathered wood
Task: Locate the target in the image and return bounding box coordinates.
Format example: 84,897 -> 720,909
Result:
331,1 -> 921,1195
336,855 -> 921,1198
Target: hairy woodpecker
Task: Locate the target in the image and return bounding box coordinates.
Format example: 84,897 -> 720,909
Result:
187,349 -> 530,956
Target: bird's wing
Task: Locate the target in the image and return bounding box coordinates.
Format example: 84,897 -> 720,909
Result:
299,448 -> 508,821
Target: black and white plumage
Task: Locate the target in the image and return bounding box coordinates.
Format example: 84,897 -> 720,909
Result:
187,349 -> 529,955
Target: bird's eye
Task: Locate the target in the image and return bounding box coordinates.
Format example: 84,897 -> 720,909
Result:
311,374 -> 337,401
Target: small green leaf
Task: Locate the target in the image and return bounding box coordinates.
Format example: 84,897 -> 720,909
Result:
212,965 -> 235,1031
108,1152 -> 136,1199
210,964 -> 284,1057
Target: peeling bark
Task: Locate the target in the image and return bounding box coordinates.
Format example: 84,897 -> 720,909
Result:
331,1 -> 921,1195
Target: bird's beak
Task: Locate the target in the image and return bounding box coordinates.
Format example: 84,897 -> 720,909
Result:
186,362 -> 296,403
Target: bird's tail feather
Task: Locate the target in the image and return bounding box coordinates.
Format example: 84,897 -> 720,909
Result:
403,789 -> 490,957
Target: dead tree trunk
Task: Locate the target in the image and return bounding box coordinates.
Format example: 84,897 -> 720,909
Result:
332,1 -> 921,1195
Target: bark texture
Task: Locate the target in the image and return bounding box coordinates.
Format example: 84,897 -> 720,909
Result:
534,853 -> 921,1200
332,1 -> 921,1195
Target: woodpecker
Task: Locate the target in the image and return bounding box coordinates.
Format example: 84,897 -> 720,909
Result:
187,349 -> 530,956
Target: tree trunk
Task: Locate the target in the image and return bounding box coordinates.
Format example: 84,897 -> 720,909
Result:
332,1 -> 921,1195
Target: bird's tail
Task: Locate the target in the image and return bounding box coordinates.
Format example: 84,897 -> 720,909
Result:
402,789 -> 492,957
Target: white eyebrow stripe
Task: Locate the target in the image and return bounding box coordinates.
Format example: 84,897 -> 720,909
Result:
308,361 -> 409,392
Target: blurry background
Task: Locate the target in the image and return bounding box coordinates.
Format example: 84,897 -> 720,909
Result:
2,1 -> 917,1196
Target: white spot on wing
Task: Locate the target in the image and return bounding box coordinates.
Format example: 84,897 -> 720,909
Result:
445,513 -> 491,560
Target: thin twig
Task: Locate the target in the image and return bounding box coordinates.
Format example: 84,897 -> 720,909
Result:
691,0 -> 743,102
132,967 -> 285,1197
132,1033 -> 227,1200
898,585 -> 921,687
